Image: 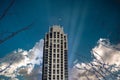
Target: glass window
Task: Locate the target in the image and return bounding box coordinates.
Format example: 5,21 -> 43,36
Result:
54,39 -> 56,42
53,54 -> 56,58
54,32 -> 56,38
57,54 -> 59,58
54,49 -> 56,53
57,44 -> 59,48
53,64 -> 55,68
61,34 -> 63,38
57,49 -> 59,53
54,32 -> 56,34
57,59 -> 59,62
57,75 -> 59,79
53,75 -> 55,79
57,35 -> 59,38
64,42 -> 66,48
57,70 -> 59,74
50,33 -> 52,38
57,32 -> 59,34
57,64 -> 59,68
57,40 -> 59,43
53,70 -> 55,74
64,35 -> 66,40
53,59 -> 56,63
54,44 -> 56,48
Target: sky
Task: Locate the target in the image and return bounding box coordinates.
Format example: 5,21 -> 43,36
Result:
0,0 -> 120,80
0,0 -> 120,68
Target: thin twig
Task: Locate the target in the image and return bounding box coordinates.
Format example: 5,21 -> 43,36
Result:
0,22 -> 34,44
0,0 -> 15,20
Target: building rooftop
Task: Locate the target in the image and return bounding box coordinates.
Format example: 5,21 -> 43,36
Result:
49,25 -> 63,33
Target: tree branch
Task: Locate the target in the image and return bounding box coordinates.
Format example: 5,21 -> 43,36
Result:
0,22 -> 34,44
0,0 -> 15,20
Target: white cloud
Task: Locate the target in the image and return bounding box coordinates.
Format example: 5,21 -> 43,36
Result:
92,38 -> 120,66
1,38 -> 120,80
0,39 -> 44,80
70,38 -> 120,80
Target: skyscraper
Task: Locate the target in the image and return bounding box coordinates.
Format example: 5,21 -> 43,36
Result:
42,25 -> 68,80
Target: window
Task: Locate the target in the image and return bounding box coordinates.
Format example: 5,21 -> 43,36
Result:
45,49 -> 48,53
61,34 -> 63,38
57,40 -> 59,43
64,42 -> 66,48
57,64 -> 59,68
54,32 -> 56,38
57,44 -> 59,48
54,32 -> 56,34
64,50 -> 67,54
61,60 -> 63,63
49,74 -> 51,78
53,59 -> 56,63
61,50 -> 63,53
53,54 -> 56,58
53,64 -> 55,68
54,44 -> 56,48
50,32 -> 52,38
57,49 -> 59,53
57,34 -> 59,38
53,75 -> 55,79
57,59 -> 59,62
54,49 -> 56,53
61,40 -> 63,45
57,75 -> 59,79
64,35 -> 66,40
49,63 -> 51,66
57,54 -> 59,57
61,63 -> 63,66
46,41 -> 48,45
57,70 -> 59,74
53,70 -> 55,74
50,44 -> 52,47
49,70 -> 51,73
49,50 -> 52,53
49,66 -> 51,69
45,60 -> 47,64
49,54 -> 52,57
61,72 -> 63,75
50,44 -> 52,49
57,32 -> 59,34
54,39 -> 56,42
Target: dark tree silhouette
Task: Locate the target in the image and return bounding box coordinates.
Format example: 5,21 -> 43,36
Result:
0,0 -> 15,20
0,22 -> 35,44
0,0 -> 36,74
72,53 -> 120,80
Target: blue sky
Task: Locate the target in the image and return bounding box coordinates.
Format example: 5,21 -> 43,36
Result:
0,0 -> 120,67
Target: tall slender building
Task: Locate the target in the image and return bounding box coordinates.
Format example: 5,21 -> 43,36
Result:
42,25 -> 68,80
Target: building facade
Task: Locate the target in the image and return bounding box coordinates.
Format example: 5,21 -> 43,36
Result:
42,25 -> 68,80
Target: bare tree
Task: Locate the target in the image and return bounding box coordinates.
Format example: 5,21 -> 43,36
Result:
0,22 -> 35,44
72,53 -> 120,80
0,0 -> 15,20
0,0 -> 36,74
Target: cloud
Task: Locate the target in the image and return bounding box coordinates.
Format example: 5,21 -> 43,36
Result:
92,38 -> 120,66
0,39 -> 44,80
70,38 -> 120,80
1,38 -> 120,80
